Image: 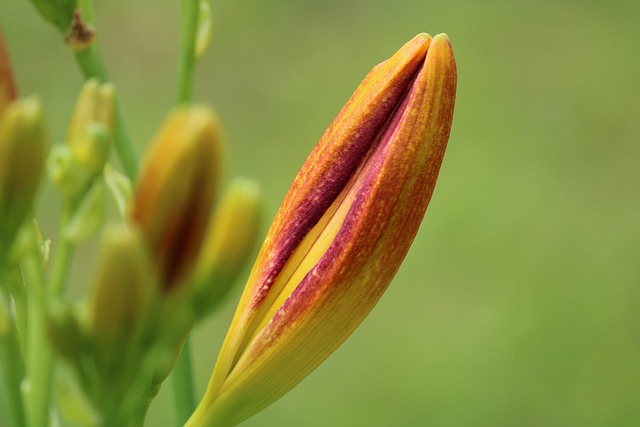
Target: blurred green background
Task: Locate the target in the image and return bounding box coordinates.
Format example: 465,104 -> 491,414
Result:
2,0 -> 640,426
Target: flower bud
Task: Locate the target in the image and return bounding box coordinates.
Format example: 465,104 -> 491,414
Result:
190,177 -> 262,316
47,144 -> 92,200
131,106 -> 222,290
188,33 -> 457,427
0,97 -> 47,260
67,78 -> 115,148
88,225 -> 158,378
71,123 -> 111,178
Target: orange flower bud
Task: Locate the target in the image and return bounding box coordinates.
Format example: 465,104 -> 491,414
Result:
132,106 -> 223,290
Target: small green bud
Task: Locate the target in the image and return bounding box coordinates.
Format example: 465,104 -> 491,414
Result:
71,123 -> 111,179
67,78 -> 115,146
88,225 -> 158,378
47,144 -> 92,200
0,97 -> 47,260
191,177 -> 262,315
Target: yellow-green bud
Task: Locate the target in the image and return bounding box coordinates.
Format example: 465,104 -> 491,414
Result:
71,123 -> 111,178
191,177 -> 261,315
0,97 -> 47,259
88,225 -> 158,378
67,78 -> 115,147
47,144 -> 92,200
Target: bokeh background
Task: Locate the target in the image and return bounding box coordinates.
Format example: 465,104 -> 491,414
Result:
2,0 -> 640,426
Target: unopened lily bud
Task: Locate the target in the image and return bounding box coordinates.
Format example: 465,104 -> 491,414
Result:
191,177 -> 262,316
67,78 -> 115,146
132,106 -> 222,290
0,97 -> 47,260
0,30 -> 17,115
188,33 -> 457,427
88,225 -> 158,378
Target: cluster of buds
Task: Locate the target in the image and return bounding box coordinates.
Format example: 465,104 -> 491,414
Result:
51,106 -> 263,424
1,18 -> 457,426
187,33 -> 457,426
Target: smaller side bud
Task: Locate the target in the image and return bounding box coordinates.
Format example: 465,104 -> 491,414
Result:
132,106 -> 222,290
88,225 -> 158,379
67,78 -> 115,146
71,123 -> 111,179
0,97 -> 47,259
47,144 -> 92,200
191,177 -> 262,316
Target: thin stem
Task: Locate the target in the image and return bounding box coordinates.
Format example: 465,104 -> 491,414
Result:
169,1 -> 201,424
21,241 -> 52,427
72,3 -> 139,181
48,204 -> 75,297
176,0 -> 201,104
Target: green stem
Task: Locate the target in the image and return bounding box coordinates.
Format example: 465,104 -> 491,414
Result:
169,340 -> 197,426
48,204 -> 75,297
22,204 -> 77,427
0,270 -> 26,427
168,1 -> 201,424
176,0 -> 201,104
2,267 -> 27,352
71,2 -> 139,181
21,240 -> 52,427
